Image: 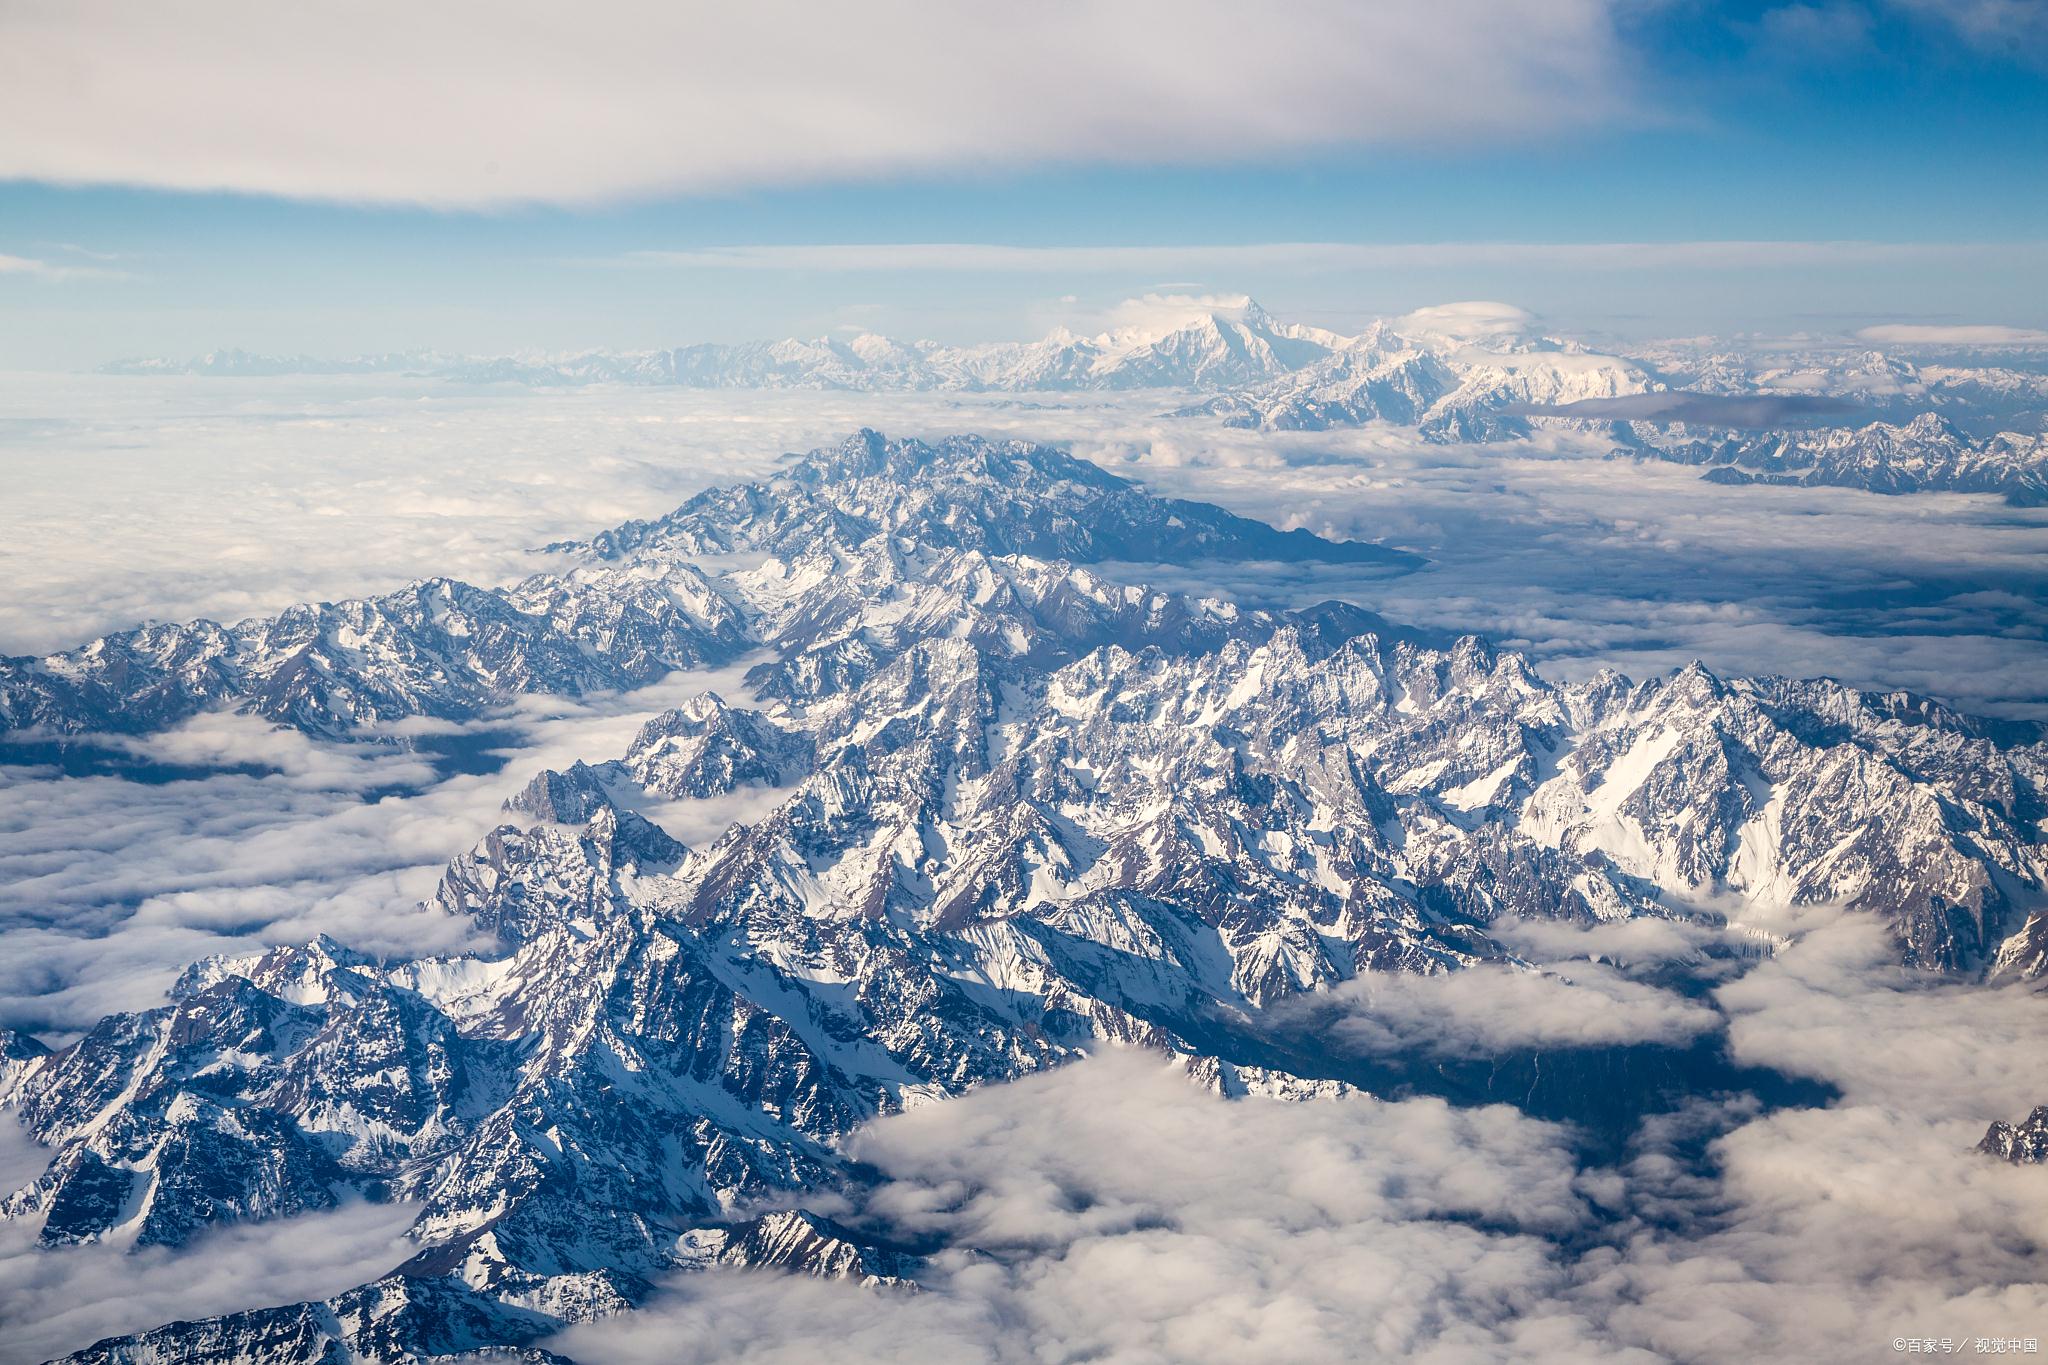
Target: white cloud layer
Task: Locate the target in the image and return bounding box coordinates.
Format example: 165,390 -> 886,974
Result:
618,241 -> 2023,274
0,1199 -> 417,1365
1854,323 -> 2048,345
1717,916 -> 2048,1115
0,0 -> 1631,207
1319,962 -> 1720,1057
0,664 -> 763,1034
557,1053 -> 1616,1364
7,375 -> 2046,724
557,1044 -> 2048,1364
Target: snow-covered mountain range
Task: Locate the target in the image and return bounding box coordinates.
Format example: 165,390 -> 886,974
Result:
5,431 -> 2046,1361
100,298 -> 2048,504
100,298 -> 1352,394
1613,410 -> 2048,505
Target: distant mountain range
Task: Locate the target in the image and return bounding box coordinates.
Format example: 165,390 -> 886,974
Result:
99,297 -> 1357,392
101,298 -> 2048,503
4,432 -> 2045,1360
1619,410 -> 2048,505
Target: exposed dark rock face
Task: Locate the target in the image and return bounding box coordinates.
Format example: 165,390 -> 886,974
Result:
1979,1106 -> 2048,1164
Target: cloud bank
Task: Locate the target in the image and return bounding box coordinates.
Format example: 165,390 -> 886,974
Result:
557,1053 -> 1610,1364
0,0 -> 1631,207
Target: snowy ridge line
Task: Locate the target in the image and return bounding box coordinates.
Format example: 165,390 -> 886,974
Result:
4,428 -> 2046,1362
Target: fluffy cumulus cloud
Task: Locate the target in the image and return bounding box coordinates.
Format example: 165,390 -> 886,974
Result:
0,0 -> 1633,207
1488,916 -> 1726,968
556,1053 -> 1625,1364
1716,915 -> 2048,1114
1393,301 -> 1538,341
1566,915 -> 2048,1358
1315,962 -> 1721,1057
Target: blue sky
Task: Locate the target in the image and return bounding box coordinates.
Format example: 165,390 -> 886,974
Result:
2,0 -> 2045,366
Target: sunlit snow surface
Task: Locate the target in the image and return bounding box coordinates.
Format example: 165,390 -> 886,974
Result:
3,374 -> 2047,1360
5,373 -> 2044,713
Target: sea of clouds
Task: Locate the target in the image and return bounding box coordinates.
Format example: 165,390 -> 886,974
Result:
7,373 -> 2044,711
4,372 -> 2047,1358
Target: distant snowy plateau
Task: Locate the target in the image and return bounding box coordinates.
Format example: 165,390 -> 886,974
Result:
108,298 -> 2048,505
3,431 -> 2047,1361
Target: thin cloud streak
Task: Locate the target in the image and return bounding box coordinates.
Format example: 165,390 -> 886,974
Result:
1855,322 -> 2048,345
614,240 -> 2045,274
0,253 -> 126,284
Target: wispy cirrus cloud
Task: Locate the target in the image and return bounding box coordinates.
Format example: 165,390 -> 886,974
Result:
1889,0 -> 2048,60
0,253 -> 125,284
612,240 -> 2039,274
0,0 -> 1634,209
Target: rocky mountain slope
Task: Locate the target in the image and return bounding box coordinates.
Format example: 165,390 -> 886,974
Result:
5,430 -> 2046,1362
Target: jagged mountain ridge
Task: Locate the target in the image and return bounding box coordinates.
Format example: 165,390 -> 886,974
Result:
0,563 -> 750,738
0,431 -> 1416,740
1618,410 -> 2048,505
6,430 -> 2048,1362
1630,344 -> 2048,432
1979,1105 -> 2048,1164
100,297 -> 1659,428
98,302 -> 2048,502
1189,321 -> 1658,443
546,426 -> 1417,567
100,298 -> 1350,394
